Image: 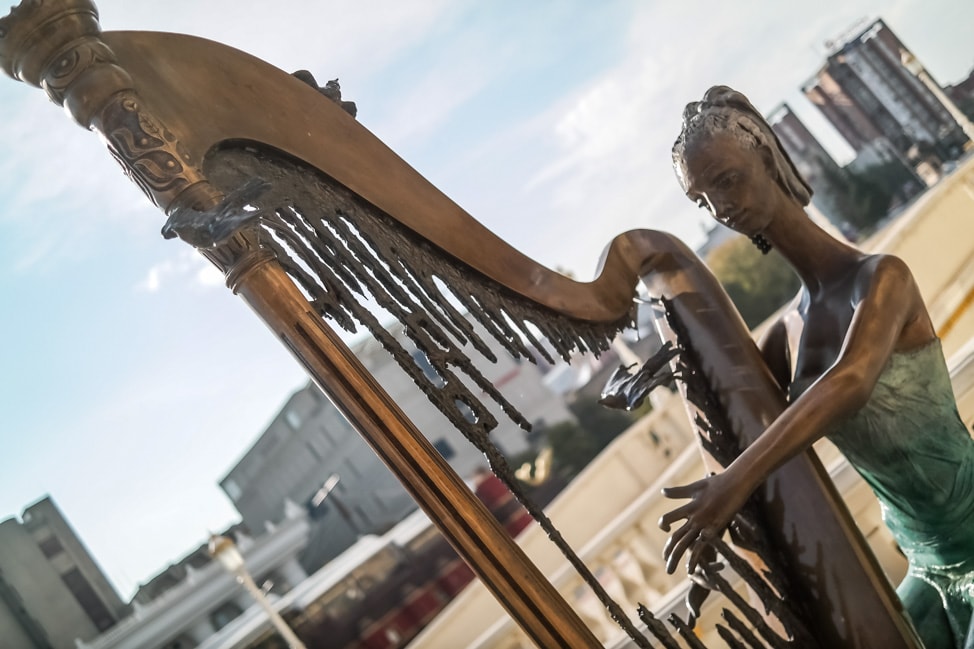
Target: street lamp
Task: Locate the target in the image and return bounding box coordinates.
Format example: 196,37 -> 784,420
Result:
901,49 -> 974,143
208,534 -> 308,649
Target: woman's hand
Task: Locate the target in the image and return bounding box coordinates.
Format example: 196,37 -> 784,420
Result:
684,545 -> 722,628
658,469 -> 752,574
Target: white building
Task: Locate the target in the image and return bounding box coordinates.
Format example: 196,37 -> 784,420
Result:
79,505 -> 310,649
219,314 -> 578,574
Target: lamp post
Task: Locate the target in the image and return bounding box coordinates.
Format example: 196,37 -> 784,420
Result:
208,534 -> 308,649
901,49 -> 974,143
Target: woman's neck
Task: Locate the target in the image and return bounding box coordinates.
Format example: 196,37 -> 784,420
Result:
764,204 -> 863,294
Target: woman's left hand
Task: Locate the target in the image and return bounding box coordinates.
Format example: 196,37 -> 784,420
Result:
658,470 -> 752,574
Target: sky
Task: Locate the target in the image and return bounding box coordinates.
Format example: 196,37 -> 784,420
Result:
1,0 -> 972,599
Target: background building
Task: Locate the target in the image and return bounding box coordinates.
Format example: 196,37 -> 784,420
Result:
81,511 -> 310,649
769,103 -> 860,232
220,316 -> 577,572
945,66 -> 974,133
0,497 -> 129,649
803,19 -> 969,168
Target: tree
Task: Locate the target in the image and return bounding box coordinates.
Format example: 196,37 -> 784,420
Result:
542,396 -> 635,478
842,160 -> 923,232
706,237 -> 800,329
815,156 -> 923,236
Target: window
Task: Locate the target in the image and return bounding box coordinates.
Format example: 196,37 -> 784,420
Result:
319,424 -> 334,445
411,350 -> 445,387
37,535 -> 63,559
351,505 -> 371,530
210,600 -> 243,631
433,438 -> 455,460
61,568 -> 115,631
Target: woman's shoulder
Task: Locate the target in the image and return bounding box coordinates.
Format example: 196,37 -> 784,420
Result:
855,253 -> 911,273
850,254 -> 916,300
858,253 -> 913,277
850,253 -> 935,347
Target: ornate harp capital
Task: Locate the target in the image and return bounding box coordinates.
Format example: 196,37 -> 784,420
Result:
0,0 -> 98,82
0,0 -> 220,215
1,0 -> 117,113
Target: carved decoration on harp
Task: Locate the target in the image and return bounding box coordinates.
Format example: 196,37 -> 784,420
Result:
0,0 -> 219,214
0,2 -> 925,648
99,94 -> 202,207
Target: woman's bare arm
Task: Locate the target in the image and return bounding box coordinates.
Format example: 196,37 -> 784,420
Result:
659,255 -> 932,573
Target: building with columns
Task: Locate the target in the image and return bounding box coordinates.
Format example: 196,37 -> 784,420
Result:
79,505 -> 310,649
67,314 -> 582,649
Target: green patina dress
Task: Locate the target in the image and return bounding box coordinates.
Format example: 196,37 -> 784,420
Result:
796,340 -> 974,649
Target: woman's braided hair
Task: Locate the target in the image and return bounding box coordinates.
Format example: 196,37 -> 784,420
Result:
672,85 -> 812,206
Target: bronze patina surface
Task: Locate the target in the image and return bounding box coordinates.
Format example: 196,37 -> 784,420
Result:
0,3 -> 926,647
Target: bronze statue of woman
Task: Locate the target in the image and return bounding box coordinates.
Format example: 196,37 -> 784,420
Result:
659,86 -> 974,649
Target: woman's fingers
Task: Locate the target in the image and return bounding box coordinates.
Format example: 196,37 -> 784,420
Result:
660,474 -> 731,574
686,533 -> 714,574
661,481 -> 703,499
664,521 -> 698,574
658,502 -> 696,531
662,521 -> 691,562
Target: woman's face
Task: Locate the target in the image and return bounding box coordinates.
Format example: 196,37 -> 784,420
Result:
679,132 -> 777,236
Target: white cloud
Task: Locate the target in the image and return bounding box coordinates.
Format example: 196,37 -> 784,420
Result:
0,0 -> 461,276
136,249 -> 223,293
369,58 -> 494,146
474,12 -> 712,276
196,262 -> 225,288
96,0 -> 458,82
468,0 -> 952,277
138,265 -> 162,293
4,0 -> 973,600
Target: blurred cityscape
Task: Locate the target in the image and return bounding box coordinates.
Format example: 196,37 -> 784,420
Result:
772,18 -> 973,241
2,16 -> 973,649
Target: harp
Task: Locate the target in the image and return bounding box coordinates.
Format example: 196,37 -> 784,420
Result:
0,2 -> 920,647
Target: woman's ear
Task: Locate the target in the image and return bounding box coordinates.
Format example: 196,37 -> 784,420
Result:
758,145 -> 777,179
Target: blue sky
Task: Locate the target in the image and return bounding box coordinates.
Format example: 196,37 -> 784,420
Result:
1,0 -> 972,598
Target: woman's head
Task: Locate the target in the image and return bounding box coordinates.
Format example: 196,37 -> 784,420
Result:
673,86 -> 812,222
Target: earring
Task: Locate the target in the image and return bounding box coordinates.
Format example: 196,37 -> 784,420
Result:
750,234 -> 772,254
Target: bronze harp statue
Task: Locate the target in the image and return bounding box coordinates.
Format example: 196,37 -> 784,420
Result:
0,2 -> 924,647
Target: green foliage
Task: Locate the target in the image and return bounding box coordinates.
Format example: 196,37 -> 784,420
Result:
545,421 -> 600,477
706,237 -> 800,329
842,160 -> 921,232
815,156 -> 922,235
571,395 -> 636,436
545,396 -> 635,477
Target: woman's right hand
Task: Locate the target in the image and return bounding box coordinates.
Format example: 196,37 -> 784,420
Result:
658,469 -> 754,574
